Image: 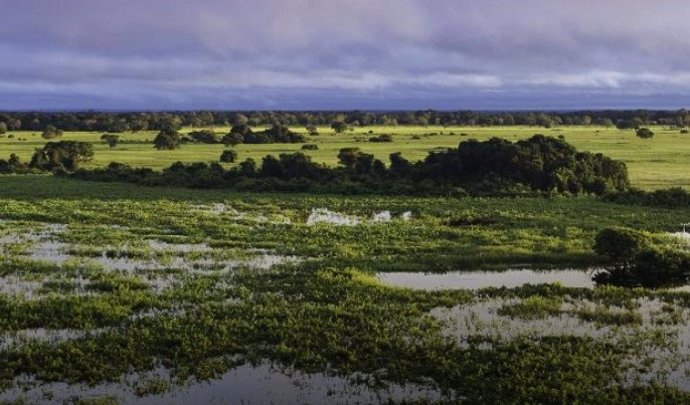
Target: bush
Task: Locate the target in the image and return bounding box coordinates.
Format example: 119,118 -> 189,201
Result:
593,227 -> 650,265
301,144 -> 319,150
189,130 -> 220,144
369,134 -> 393,143
220,150 -> 238,163
153,129 -> 181,150
680,129 -> 689,134
636,128 -> 654,139
100,133 -> 120,148
41,125 -> 63,139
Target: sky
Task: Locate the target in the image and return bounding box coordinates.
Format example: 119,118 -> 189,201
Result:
1,0 -> 690,110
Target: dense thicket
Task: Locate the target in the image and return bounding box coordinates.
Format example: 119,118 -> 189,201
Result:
2,110 -> 690,132
69,135 -> 629,195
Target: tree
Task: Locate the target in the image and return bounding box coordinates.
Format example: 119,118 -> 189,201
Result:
222,133 -> 243,147
30,141 -> 94,171
0,122 -> 7,135
220,150 -> 238,163
153,128 -> 181,150
331,121 -> 348,134
188,130 -> 220,144
636,128 -> 654,139
594,227 -> 650,266
100,133 -> 120,148
233,114 -> 249,126
238,158 -> 257,176
41,125 -> 63,139
306,125 -> 319,135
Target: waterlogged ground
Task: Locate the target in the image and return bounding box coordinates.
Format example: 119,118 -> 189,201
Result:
3,177 -> 690,403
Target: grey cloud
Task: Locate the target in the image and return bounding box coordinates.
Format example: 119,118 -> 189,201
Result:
1,0 -> 689,109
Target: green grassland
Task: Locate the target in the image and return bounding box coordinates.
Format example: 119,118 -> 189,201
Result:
2,125 -> 690,189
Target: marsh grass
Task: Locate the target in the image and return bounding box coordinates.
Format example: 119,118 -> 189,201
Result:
1,177 -> 690,402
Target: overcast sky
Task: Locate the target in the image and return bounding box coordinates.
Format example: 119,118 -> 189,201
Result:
1,0 -> 689,110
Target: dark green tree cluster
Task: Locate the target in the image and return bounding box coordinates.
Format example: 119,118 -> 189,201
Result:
222,124 -> 306,144
29,141 -> 94,172
188,130 -> 220,144
0,154 -> 30,174
72,135 -> 629,196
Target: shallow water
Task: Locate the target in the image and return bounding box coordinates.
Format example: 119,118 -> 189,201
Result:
377,268 -> 599,290
0,362 -> 448,404
431,296 -> 690,390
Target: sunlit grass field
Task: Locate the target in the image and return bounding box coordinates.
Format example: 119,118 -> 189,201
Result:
2,125 -> 690,189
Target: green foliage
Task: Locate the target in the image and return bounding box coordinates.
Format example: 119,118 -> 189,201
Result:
331,121 -> 348,133
188,129 -> 220,144
100,133 -> 119,148
153,128 -> 181,150
220,149 -> 238,163
636,127 -> 655,139
369,134 -> 393,143
41,125 -> 63,139
30,141 -> 94,172
71,135 -> 630,196
594,227 -> 650,264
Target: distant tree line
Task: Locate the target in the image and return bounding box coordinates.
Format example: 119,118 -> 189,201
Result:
67,135 -> 630,196
3,110 -> 690,133
152,124 -> 306,150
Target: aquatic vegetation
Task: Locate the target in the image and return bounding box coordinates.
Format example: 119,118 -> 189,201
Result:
0,177 -> 690,402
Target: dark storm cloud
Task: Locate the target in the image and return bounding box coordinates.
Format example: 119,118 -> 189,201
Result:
1,0 -> 690,109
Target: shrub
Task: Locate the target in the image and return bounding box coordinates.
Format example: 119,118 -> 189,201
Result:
636,128 -> 654,139
369,134 -> 393,143
220,150 -> 238,163
301,144 -> 319,150
41,125 -> 63,139
188,130 -> 220,144
153,128 -> 181,150
100,133 -> 120,148
594,227 -> 650,265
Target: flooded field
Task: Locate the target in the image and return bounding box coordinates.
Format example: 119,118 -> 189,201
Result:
2,182 -> 690,403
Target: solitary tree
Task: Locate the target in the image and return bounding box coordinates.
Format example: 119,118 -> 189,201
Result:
100,133 -> 120,148
220,150 -> 238,163
331,121 -> 348,134
41,125 -> 63,139
636,128 -> 654,139
153,128 -> 181,150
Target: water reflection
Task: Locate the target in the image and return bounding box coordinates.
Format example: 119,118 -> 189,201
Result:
377,269 -> 600,290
